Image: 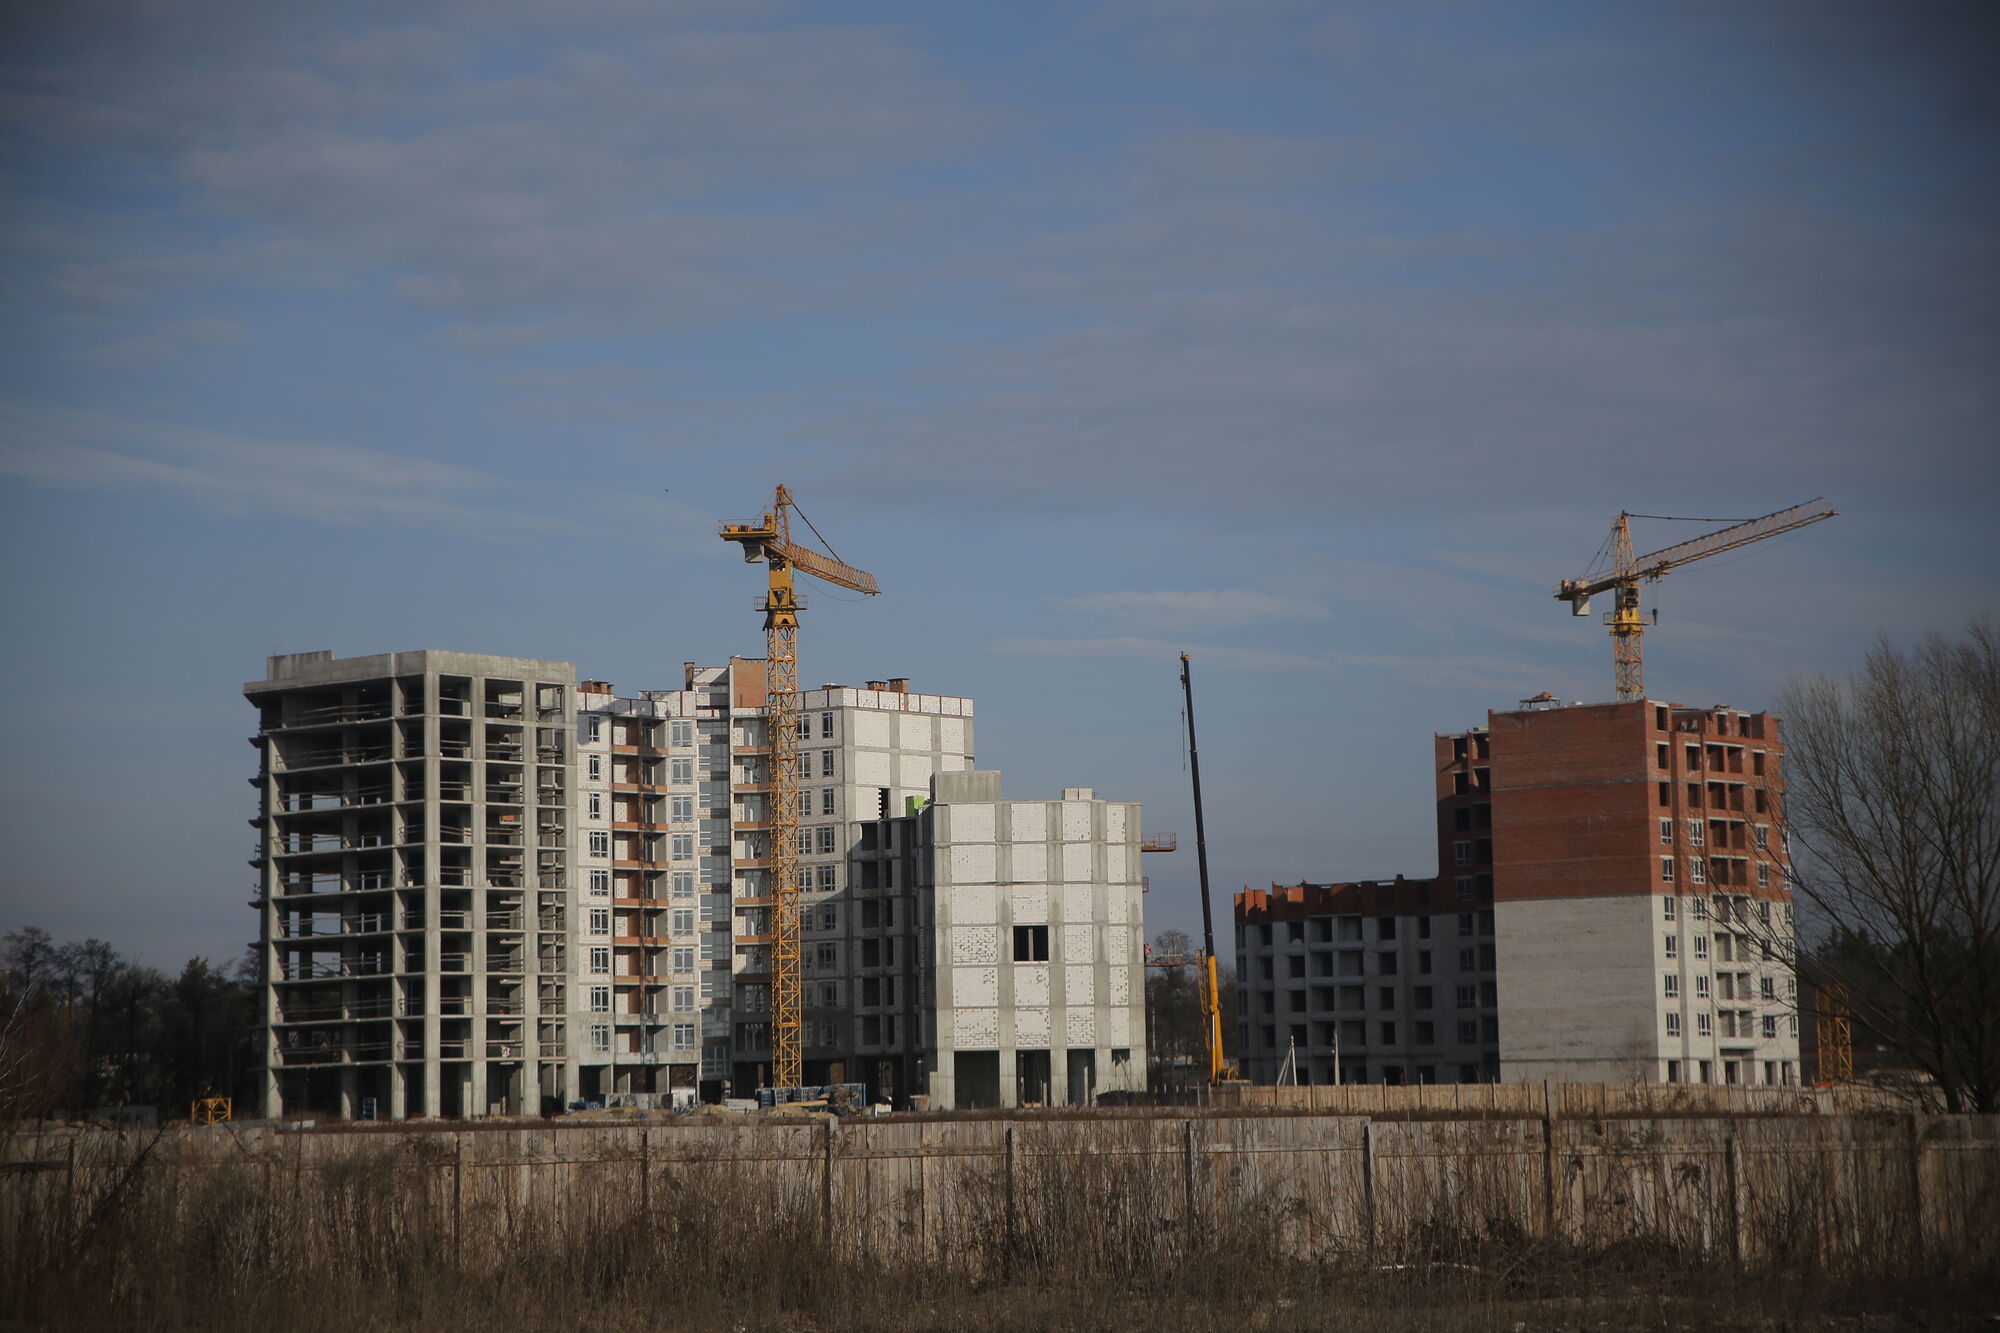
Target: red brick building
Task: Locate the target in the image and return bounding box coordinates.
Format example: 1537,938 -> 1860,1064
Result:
1236,698 -> 1801,1087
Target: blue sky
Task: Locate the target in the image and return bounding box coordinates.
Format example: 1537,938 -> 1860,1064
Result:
3,0 -> 1995,970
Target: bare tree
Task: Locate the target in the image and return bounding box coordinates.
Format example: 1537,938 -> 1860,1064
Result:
1778,620 -> 2000,1112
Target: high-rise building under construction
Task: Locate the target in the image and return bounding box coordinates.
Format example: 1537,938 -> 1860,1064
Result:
1236,696 -> 1801,1088
247,649 -> 1147,1119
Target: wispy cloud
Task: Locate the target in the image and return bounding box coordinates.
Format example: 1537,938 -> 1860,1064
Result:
87,317 -> 242,364
1055,588 -> 1319,627
0,402 -> 716,548
999,635 -> 1328,673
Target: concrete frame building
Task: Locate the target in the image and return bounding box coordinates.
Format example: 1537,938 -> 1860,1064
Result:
856,770 -> 1149,1108
250,650 -> 1143,1118
1236,697 -> 1800,1089
248,650 -> 580,1120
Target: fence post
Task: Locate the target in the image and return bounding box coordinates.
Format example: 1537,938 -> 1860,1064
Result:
1906,1114 -> 1926,1263
1181,1119 -> 1198,1244
1541,1091 -> 1560,1243
823,1117 -> 838,1252
639,1127 -> 651,1218
1724,1134 -> 1746,1268
451,1132 -> 464,1267
1003,1124 -> 1017,1279
1361,1120 -> 1378,1259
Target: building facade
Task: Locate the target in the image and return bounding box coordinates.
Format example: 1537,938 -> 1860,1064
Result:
250,650 -> 1143,1118
1236,697 -> 1801,1088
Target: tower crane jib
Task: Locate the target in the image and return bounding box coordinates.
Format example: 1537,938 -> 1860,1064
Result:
1554,498 -> 1836,703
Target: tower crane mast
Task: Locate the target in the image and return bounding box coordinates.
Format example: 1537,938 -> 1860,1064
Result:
720,485 -> 879,1091
1555,498 -> 1837,702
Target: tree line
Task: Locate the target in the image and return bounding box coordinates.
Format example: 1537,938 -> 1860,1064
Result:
0,928 -> 258,1120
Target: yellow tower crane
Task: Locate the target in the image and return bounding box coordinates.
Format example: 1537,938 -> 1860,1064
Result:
1555,498 -> 1837,703
720,485 -> 879,1091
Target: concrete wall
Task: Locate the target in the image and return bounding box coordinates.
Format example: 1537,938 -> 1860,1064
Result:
20,1112 -> 1995,1274
1495,894 -> 1658,1083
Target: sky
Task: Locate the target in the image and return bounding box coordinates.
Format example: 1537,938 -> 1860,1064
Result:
2,0 -> 1996,972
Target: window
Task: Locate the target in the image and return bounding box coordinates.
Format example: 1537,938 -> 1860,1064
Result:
817,865 -> 837,891
1665,1013 -> 1681,1037
589,869 -> 610,898
1788,1015 -> 1799,1037
820,750 -> 835,778
673,985 -> 695,1012
1762,1015 -> 1778,1039
797,716 -> 812,738
588,986 -> 610,1013
587,754 -> 604,780
1659,818 -> 1673,845
1661,857 -> 1676,883
1377,917 -> 1397,941
583,716 -> 603,743
1690,857 -> 1707,886
820,712 -> 834,738
1379,1022 -> 1397,1044
670,757 -> 693,783
796,792 -> 812,818
671,947 -> 694,972
670,871 -> 693,898
670,720 -> 693,746
1376,951 -> 1398,975
1417,951 -> 1432,974
1455,985 -> 1475,1008
1453,841 -> 1472,866
1760,976 -> 1775,1001
1697,1012 -> 1713,1037
590,1024 -> 611,1052
1657,742 -> 1670,768
1687,819 -> 1705,847
820,788 -> 836,816
589,908 -> 610,935
1455,875 -> 1473,901
672,794 -> 694,820
1458,948 -> 1476,971
816,826 -> 836,854
1013,925 -> 1049,961
1377,985 -> 1396,1009
1692,896 -> 1709,920
819,906 -> 838,931
589,946 -> 610,973
1754,824 -> 1770,850
1664,974 -> 1680,998
1413,986 -> 1433,1009
1663,896 -> 1677,921
1457,913 -> 1475,937
1696,975 -> 1711,998
1686,744 -> 1700,768
1664,936 -> 1679,959
671,908 -> 694,934
1757,863 -> 1770,888
1457,1020 -> 1479,1043
1694,935 -> 1709,960
588,831 -> 610,858
588,793 -> 603,818
814,943 -> 838,970
673,1023 -> 695,1049
672,834 -> 694,859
